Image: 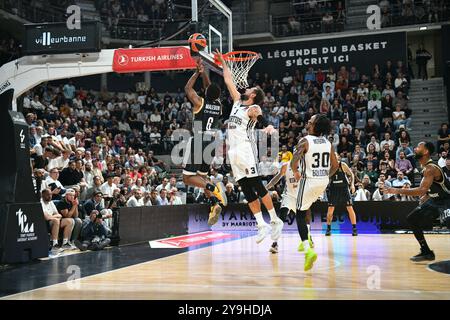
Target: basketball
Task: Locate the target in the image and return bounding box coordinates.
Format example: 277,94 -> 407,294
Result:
188,33 -> 207,53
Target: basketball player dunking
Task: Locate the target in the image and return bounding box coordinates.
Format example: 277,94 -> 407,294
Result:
383,141 -> 450,261
291,114 -> 339,271
183,61 -> 227,225
216,51 -> 284,243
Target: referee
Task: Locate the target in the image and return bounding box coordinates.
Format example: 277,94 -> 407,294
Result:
326,154 -> 358,236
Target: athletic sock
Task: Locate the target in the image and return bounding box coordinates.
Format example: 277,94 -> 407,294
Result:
306,224 -> 311,234
63,239 -> 69,245
268,208 -> 278,221
352,224 -> 357,229
206,183 -> 216,192
52,240 -> 58,246
302,240 -> 310,250
326,224 -> 331,230
419,239 -> 431,253
254,212 -> 266,226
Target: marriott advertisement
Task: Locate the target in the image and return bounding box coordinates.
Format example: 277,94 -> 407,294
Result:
23,21 -> 101,55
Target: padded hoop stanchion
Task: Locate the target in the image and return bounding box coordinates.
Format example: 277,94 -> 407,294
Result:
215,51 -> 259,89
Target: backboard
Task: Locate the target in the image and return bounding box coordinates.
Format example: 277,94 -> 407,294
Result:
173,0 -> 233,65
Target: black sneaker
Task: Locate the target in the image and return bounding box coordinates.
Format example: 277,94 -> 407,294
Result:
74,240 -> 88,251
325,228 -> 331,236
269,242 -> 278,254
410,250 -> 435,262
352,228 -> 358,236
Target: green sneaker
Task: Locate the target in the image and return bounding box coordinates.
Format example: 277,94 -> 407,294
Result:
304,248 -> 318,271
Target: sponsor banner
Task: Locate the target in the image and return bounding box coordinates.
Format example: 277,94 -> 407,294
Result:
149,231 -> 236,248
212,202 -> 418,233
0,202 -> 49,263
241,32 -> 406,80
23,21 -> 101,55
113,47 -> 197,73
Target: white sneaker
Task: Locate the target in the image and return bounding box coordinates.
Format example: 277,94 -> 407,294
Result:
68,241 -> 77,250
256,224 -> 271,244
270,218 -> 284,241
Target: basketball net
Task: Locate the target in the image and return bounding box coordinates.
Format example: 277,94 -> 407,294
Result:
219,51 -> 259,89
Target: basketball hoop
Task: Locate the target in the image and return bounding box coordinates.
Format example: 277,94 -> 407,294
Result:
215,51 -> 259,89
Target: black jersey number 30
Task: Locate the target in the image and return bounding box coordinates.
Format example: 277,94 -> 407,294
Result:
312,152 -> 330,168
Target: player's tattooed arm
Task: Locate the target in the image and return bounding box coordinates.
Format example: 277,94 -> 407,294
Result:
383,165 -> 435,197
329,145 -> 339,177
266,163 -> 287,190
292,138 -> 308,181
185,68 -> 203,113
215,49 -> 240,102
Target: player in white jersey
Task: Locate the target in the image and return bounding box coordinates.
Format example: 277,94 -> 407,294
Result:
216,51 -> 284,243
291,114 -> 339,271
266,158 -> 315,254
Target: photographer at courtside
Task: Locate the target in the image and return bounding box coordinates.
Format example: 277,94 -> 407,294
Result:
74,210 -> 111,251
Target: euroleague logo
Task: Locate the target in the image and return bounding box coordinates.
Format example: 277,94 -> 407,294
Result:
117,53 -> 129,66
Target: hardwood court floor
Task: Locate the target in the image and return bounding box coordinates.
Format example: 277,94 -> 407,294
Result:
3,233 -> 450,300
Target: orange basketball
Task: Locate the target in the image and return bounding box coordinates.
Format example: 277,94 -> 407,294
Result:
188,33 -> 207,52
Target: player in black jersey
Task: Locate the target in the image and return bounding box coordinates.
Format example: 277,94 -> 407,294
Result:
384,141 -> 450,261
326,155 -> 358,236
183,61 -> 227,226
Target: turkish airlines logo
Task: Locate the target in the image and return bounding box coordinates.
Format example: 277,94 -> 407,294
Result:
117,54 -> 129,66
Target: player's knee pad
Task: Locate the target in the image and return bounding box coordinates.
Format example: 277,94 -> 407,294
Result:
247,176 -> 268,198
238,178 -> 258,203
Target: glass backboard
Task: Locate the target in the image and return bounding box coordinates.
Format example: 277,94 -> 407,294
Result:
172,0 -> 232,63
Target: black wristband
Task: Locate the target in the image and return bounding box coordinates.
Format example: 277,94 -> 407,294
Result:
257,114 -> 269,128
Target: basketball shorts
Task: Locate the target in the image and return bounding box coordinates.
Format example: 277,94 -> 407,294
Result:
296,177 -> 329,211
281,194 -> 297,213
327,186 -> 353,207
408,198 -> 450,229
228,142 -> 259,182
183,136 -> 216,176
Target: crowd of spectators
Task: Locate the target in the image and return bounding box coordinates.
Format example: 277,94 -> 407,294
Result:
240,58 -> 420,201
17,50 -> 446,253
275,0 -> 450,37
23,78 -> 201,252
96,0 -> 172,39
277,0 -> 346,36
379,0 -> 450,28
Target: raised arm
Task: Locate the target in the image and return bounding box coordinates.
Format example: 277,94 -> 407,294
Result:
291,138 -> 309,181
199,62 -> 211,90
185,67 -> 203,114
215,49 -> 240,102
266,163 -> 287,190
